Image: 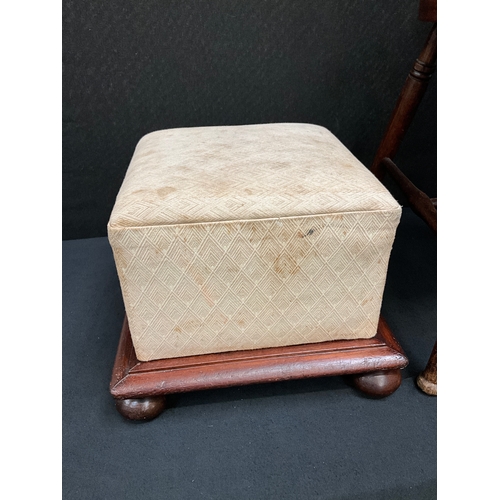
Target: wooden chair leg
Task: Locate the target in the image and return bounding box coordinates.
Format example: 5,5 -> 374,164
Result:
370,23 -> 437,180
381,157 -> 437,233
417,342 -> 437,395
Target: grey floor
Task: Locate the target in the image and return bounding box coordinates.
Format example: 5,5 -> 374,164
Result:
62,208 -> 436,500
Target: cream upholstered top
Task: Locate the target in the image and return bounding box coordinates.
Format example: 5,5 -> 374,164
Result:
108,123 -> 399,229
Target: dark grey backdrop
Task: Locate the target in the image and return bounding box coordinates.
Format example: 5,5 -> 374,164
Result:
63,0 -> 436,240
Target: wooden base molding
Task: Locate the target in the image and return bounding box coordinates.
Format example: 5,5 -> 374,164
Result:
110,316 -> 408,420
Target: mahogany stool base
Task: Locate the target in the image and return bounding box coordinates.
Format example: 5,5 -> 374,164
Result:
110,316 -> 408,420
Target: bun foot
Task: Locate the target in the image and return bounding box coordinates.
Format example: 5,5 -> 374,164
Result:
351,369 -> 402,398
115,396 -> 167,421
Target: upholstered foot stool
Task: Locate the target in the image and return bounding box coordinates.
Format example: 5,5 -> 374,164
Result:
108,123 -> 407,421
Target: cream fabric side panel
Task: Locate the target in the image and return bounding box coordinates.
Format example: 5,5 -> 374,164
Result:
108,208 -> 401,361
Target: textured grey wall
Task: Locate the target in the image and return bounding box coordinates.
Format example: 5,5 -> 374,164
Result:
63,0 -> 436,240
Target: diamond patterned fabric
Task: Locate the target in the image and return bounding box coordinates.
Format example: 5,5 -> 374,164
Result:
108,123 -> 401,361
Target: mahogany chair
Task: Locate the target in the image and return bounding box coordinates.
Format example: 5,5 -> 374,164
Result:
369,0 -> 437,395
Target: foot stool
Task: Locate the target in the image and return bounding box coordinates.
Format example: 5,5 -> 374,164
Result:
108,123 -> 408,420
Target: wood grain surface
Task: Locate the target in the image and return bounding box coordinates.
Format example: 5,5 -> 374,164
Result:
111,316 -> 408,406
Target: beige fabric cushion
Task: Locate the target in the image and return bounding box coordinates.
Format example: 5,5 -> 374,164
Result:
108,123 -> 401,361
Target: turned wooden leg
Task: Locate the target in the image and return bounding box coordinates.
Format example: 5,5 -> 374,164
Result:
417,342 -> 437,395
351,369 -> 402,397
370,23 -> 437,180
115,396 -> 167,421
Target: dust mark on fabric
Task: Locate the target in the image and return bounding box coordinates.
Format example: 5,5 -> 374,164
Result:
298,228 -> 315,238
156,186 -> 177,198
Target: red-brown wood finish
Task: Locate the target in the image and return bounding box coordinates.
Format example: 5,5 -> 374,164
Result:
115,396 -> 167,421
351,369 -> 402,398
371,3 -> 437,396
370,23 -> 437,180
381,158 -> 437,233
419,0 -> 437,22
111,316 -> 408,420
